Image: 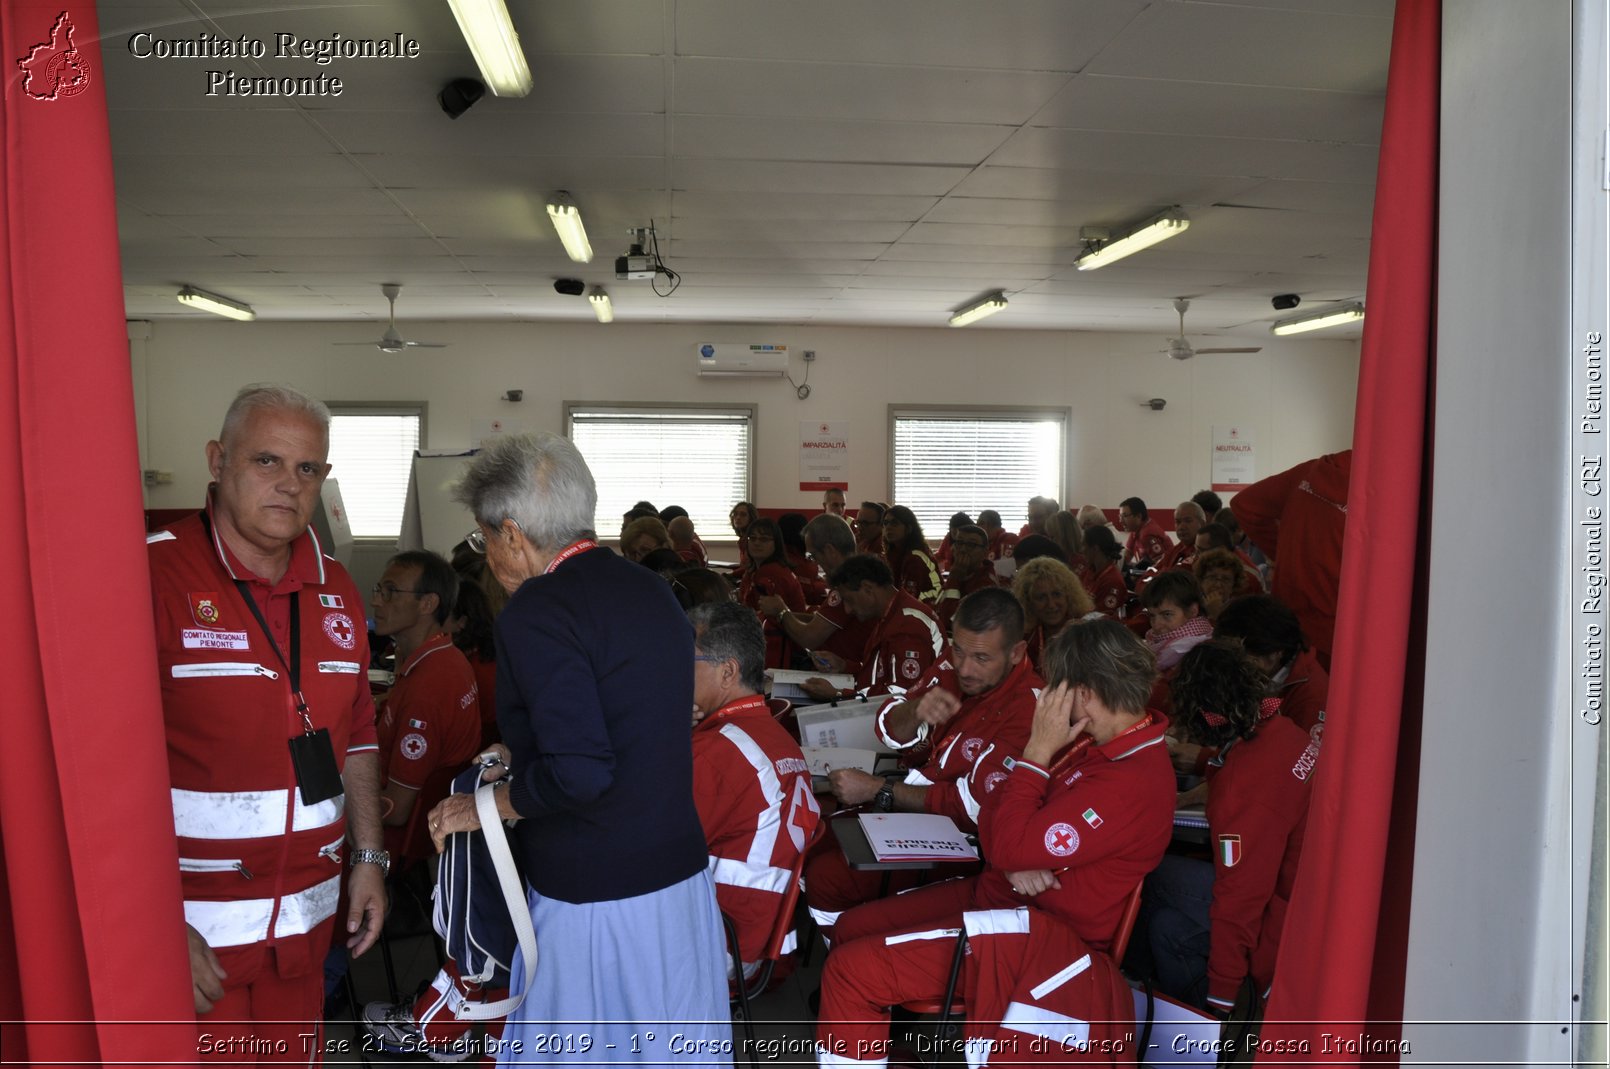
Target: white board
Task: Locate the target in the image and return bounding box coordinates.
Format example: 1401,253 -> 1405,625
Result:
397,449 -> 479,557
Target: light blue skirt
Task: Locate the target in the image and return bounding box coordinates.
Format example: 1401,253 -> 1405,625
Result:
494,869 -> 733,1067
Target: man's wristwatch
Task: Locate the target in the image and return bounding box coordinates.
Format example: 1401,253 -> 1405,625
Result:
873,784 -> 896,812
350,848 -> 391,877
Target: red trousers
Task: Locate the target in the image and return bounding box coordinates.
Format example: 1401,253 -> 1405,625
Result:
195,932 -> 331,1065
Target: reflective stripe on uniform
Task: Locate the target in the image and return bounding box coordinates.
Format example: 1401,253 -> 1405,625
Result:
182,872 -> 342,948
172,787 -> 344,840
709,856 -> 792,895
963,907 -> 1030,938
999,1001 -> 1090,1049
884,926 -> 960,946
273,873 -> 342,938
1029,954 -> 1092,999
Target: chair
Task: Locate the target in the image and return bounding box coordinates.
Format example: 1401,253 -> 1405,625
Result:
766,695 -> 798,739
727,821 -> 824,1069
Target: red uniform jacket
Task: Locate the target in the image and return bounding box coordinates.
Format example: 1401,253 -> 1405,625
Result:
1274,648 -> 1329,732
972,711 -> 1176,947
814,591 -> 877,676
936,564 -> 1002,634
1124,520 -> 1170,569
377,633 -> 481,792
150,509 -> 377,981
1230,450 -> 1351,659
934,533 -> 956,572
1087,564 -> 1129,620
854,589 -> 945,695
740,562 -> 806,668
792,556 -> 827,604
676,538 -> 709,566
692,695 -> 822,965
986,529 -> 1020,561
1201,716 -> 1322,1010
874,655 -> 1043,831
887,546 -> 943,606
1155,538 -> 1196,573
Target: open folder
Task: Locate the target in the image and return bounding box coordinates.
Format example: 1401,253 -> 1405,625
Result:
768,668 -> 855,704
856,813 -> 978,863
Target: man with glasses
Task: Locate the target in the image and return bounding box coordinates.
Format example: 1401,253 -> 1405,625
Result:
146,385 -> 386,1048
936,524 -> 1002,634
369,550 -> 481,837
852,501 -> 885,556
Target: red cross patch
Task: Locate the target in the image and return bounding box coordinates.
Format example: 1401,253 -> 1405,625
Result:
401,733 -> 428,761
189,592 -> 224,629
323,612 -> 356,650
1044,822 -> 1080,857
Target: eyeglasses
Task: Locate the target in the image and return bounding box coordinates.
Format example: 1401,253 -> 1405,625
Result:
465,529 -> 487,554
747,532 -> 774,542
953,541 -> 987,551
853,519 -> 882,529
372,582 -> 424,601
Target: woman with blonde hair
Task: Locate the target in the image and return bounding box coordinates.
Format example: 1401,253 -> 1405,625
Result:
1046,509 -> 1094,587
1011,556 -> 1095,672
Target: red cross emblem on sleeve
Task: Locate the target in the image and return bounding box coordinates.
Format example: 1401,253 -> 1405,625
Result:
1045,822 -> 1080,857
323,612 -> 356,650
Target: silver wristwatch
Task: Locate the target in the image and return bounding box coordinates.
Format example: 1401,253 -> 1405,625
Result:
350,848 -> 391,876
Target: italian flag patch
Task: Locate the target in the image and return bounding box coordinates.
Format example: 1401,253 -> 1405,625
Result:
1219,834 -> 1242,868
1081,807 -> 1103,828
319,594 -> 343,608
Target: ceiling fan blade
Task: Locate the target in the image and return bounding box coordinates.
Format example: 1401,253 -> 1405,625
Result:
332,341 -> 380,346
401,341 -> 449,348
1194,346 -> 1262,354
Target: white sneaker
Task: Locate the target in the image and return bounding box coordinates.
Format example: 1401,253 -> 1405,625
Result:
360,1000 -> 476,1062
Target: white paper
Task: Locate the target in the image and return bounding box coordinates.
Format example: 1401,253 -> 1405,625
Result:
800,746 -> 877,777
795,700 -> 882,752
856,812 -> 978,862
768,668 -> 855,703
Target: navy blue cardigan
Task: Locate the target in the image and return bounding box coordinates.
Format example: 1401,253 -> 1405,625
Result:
498,546 -> 707,903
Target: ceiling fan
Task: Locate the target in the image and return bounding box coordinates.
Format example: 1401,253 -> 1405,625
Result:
333,283 -> 447,353
1161,297 -> 1261,361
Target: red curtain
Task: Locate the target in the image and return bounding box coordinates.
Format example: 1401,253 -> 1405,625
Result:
1,2 -> 195,1063
1259,0 -> 1440,1058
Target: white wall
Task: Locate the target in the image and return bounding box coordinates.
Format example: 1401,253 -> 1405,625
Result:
132,318 -> 1358,522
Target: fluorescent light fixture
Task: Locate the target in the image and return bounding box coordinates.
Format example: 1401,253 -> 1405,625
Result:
588,287 -> 614,323
1075,208 -> 1190,271
948,290 -> 1008,327
1271,301 -> 1365,336
176,285 -> 255,321
546,192 -> 593,263
445,0 -> 533,97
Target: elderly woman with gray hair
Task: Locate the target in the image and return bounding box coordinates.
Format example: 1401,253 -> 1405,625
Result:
426,431 -> 729,1064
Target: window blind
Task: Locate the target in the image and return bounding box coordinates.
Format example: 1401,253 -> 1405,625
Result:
326,411 -> 421,538
568,406 -> 752,538
891,412 -> 1065,533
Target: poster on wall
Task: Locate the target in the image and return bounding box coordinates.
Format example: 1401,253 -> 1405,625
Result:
1211,426 -> 1257,492
800,421 -> 849,491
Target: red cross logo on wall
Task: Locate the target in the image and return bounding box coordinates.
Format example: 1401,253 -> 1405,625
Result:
1044,822 -> 1080,857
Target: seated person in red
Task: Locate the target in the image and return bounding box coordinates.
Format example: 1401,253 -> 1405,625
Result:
1077,503 -> 1109,533
799,554 -> 943,702
446,577 -> 501,751
756,514 -> 874,675
816,620 -> 1175,1068
1214,506 -> 1270,587
370,550 -> 483,853
803,588 -> 1041,939
1081,525 -> 1131,621
1155,500 -> 1205,574
936,524 -> 1000,634
822,487 -> 848,519
1018,494 -> 1059,539
737,517 -> 807,669
729,500 -> 758,567
780,512 -> 826,603
688,600 -> 821,978
1140,641 -> 1322,1016
881,505 -> 943,607
620,514 -> 673,563
1046,510 -> 1094,588
1118,496 -> 1170,582
853,501 -> 886,557
1196,522 -> 1265,596
1194,548 -> 1248,622
932,511 -> 971,572
978,509 -> 1019,562
667,514 -> 708,565
1010,556 -> 1093,674
1140,571 -> 1214,675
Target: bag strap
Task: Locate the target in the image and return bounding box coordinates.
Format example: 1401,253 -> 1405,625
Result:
452,781 -> 539,1021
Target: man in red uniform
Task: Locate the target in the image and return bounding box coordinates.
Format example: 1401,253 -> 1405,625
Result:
149,385 -> 385,1056
667,515 -> 708,565
800,555 -> 943,702
978,509 -> 1019,562
816,620 -> 1175,1067
822,487 -> 848,518
369,550 -> 482,851
688,600 -> 822,974
756,514 -> 874,675
1229,450 -> 1351,665
936,524 -> 1000,634
1154,501 -> 1205,573
803,588 -> 1042,938
1118,496 -> 1170,576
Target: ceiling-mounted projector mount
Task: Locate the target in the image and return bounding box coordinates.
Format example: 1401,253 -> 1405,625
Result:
615,222 -> 680,296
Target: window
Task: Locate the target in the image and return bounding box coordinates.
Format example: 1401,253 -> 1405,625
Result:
890,407 -> 1067,534
567,403 -> 754,539
326,405 -> 424,538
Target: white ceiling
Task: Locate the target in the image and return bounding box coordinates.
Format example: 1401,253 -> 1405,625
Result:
103,0 -> 1391,339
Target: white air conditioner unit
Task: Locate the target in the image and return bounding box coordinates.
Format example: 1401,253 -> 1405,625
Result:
696,343 -> 788,377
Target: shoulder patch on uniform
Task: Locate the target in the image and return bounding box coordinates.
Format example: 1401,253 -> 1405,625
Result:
146,530 -> 177,544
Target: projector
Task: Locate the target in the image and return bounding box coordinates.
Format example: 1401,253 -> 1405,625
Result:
615,252 -> 654,280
